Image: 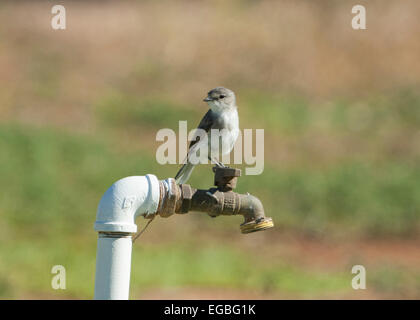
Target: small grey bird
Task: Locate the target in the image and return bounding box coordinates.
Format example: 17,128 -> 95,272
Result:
175,87 -> 240,184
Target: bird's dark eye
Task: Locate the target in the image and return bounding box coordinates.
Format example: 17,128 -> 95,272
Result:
219,95 -> 225,99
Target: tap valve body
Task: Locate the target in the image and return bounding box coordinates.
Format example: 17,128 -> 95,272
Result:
157,167 -> 274,234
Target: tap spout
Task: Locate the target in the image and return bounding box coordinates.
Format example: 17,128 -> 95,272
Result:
156,179 -> 274,234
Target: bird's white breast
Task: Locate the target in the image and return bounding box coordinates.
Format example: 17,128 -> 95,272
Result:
209,107 -> 239,155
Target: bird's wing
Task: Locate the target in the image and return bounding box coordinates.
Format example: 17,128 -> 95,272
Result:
189,109 -> 214,149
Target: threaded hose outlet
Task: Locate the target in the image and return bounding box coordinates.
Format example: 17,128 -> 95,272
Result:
240,217 -> 274,234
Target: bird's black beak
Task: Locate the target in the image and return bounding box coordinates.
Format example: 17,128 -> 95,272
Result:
203,97 -> 212,102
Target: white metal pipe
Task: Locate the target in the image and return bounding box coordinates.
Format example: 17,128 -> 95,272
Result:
94,234 -> 133,300
94,174 -> 161,300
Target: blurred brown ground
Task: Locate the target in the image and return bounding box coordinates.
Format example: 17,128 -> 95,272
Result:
1,0 -> 420,127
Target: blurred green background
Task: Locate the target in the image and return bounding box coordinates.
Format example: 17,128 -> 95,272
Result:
0,1 -> 419,299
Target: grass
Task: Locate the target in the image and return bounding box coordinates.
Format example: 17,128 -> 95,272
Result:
244,162 -> 420,237
0,236 -> 352,299
95,92 -> 200,130
240,92 -> 311,135
130,244 -> 350,298
0,95 -> 420,298
1,110 -> 419,239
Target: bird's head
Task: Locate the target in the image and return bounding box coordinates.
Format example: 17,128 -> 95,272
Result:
203,87 -> 236,112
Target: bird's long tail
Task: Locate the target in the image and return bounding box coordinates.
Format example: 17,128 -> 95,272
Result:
175,162 -> 195,185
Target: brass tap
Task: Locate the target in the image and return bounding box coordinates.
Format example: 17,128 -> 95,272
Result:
156,167 -> 274,234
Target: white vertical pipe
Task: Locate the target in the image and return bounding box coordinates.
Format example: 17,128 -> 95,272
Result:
94,234 -> 133,300
94,175 -> 161,300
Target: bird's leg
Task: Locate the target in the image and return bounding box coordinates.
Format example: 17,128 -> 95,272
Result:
208,156 -> 226,168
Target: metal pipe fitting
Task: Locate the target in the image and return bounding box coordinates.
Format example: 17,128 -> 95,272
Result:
156,176 -> 274,234
94,169 -> 273,299
94,174 -> 160,300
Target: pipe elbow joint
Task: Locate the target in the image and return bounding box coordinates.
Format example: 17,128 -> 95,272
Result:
238,193 -> 273,234
239,193 -> 266,223
94,174 -> 160,234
